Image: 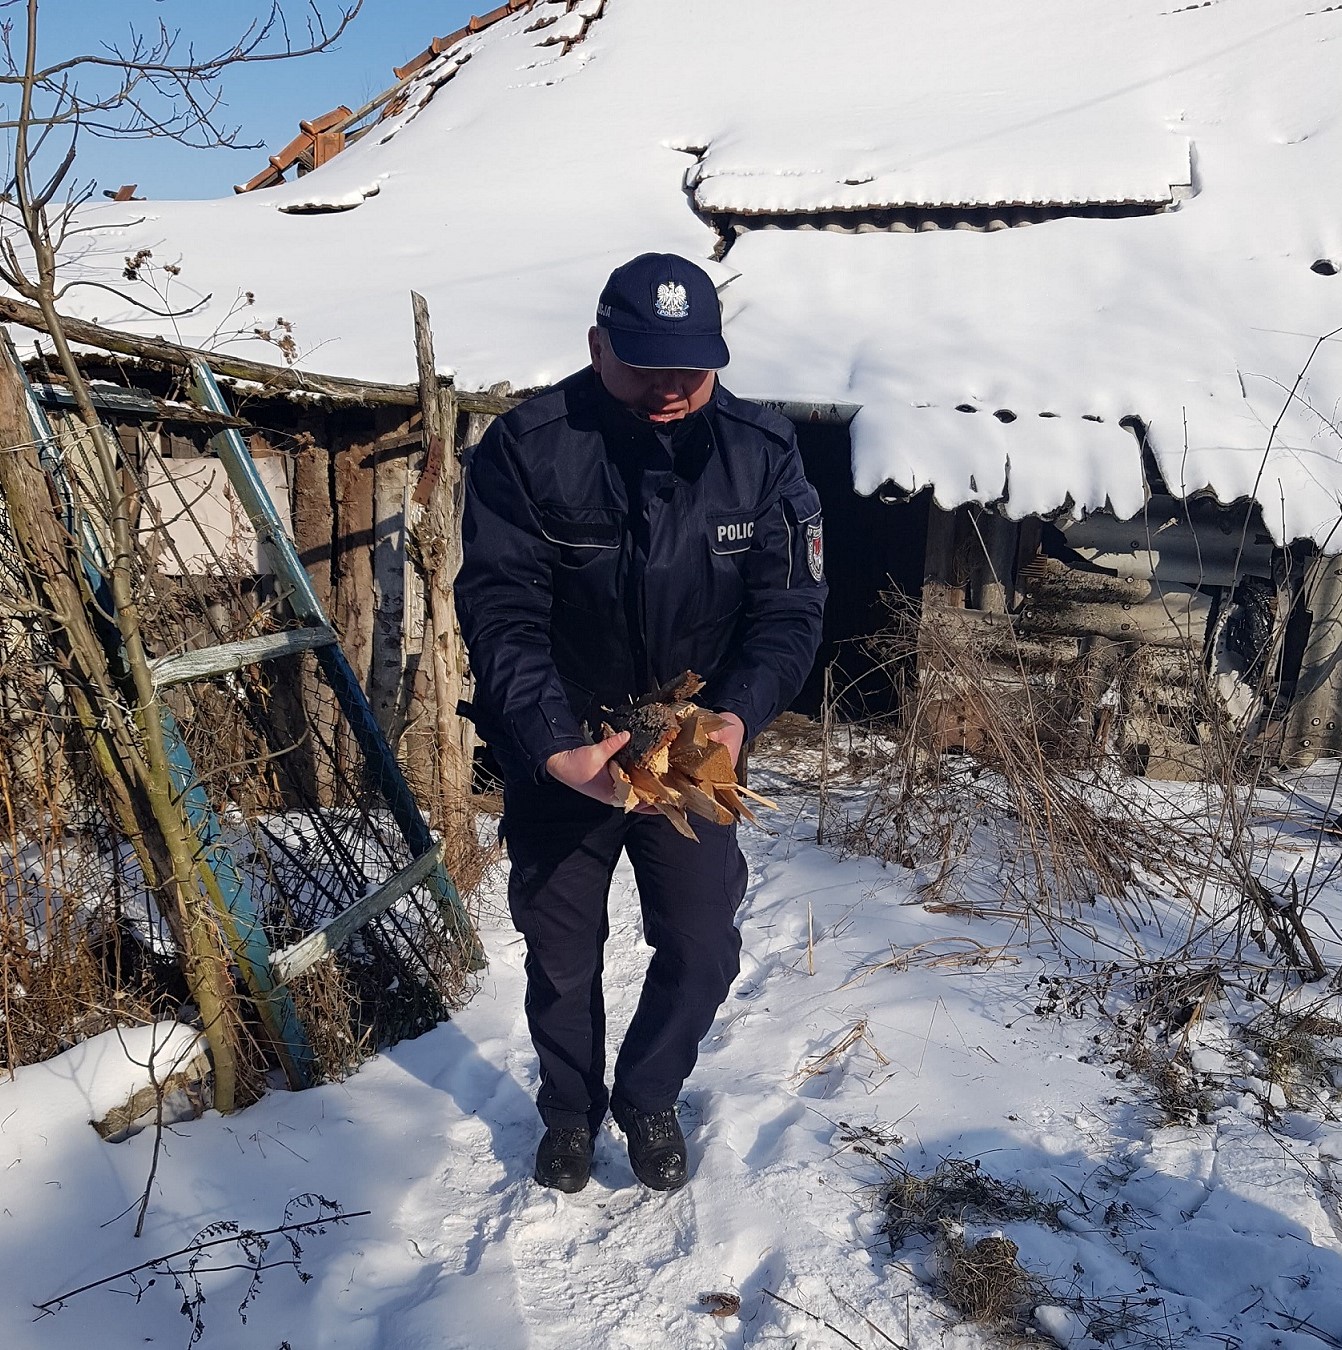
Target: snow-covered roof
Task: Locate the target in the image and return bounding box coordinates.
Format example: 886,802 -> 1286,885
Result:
64,0 -> 1342,544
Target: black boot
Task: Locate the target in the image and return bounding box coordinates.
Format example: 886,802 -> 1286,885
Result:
534,1125 -> 594,1193
612,1102 -> 688,1192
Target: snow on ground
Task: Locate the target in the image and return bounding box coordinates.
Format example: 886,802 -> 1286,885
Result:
4,756 -> 1342,1349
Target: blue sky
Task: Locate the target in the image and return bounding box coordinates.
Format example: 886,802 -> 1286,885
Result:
20,1 -> 482,199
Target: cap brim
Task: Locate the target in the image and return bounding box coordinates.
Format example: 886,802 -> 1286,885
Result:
604,326 -> 729,371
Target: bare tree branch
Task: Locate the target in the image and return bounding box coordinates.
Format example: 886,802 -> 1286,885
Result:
0,2 -> 362,154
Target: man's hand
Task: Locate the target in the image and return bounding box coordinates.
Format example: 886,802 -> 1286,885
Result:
546,731 -> 632,806
709,711 -> 746,767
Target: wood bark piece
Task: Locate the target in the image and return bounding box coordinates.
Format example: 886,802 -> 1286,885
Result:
603,700 -> 680,772
598,669 -> 770,837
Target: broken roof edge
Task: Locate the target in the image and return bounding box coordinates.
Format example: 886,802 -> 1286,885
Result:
862,466 -> 1334,556
0,294 -> 516,417
390,0 -> 537,81
235,0 -> 538,194
698,190 -> 1184,216
753,398 -> 860,425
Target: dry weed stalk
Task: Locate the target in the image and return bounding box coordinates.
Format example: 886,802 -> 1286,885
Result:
823,592 -> 1330,991
841,937 -> 1020,989
794,1018 -> 889,1082
828,597 -> 1206,926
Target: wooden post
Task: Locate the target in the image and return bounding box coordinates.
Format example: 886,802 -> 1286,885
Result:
332,419 -> 376,788
967,507 -> 1018,615
290,430 -> 337,804
1284,552 -> 1342,766
922,502 -> 966,612
371,414 -> 412,742
408,292 -> 475,820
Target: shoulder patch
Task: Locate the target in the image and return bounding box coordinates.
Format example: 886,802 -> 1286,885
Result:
805,519 -> 824,582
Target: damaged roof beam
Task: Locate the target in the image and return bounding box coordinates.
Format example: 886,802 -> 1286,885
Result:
755,399 -> 861,426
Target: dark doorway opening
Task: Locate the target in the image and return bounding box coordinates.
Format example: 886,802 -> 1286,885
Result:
792,420 -> 929,717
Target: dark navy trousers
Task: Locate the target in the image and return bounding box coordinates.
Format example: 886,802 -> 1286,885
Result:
503,775 -> 748,1134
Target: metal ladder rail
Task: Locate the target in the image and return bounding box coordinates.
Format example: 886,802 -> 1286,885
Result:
9,337 -> 316,1088
189,360 -> 486,977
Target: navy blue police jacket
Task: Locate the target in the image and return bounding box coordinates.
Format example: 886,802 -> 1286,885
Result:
454,366 -> 827,784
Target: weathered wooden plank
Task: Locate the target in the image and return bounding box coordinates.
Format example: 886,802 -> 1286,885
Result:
289,430 -> 337,805
1018,591 -> 1211,648
333,422 -> 376,779
151,626 -> 336,688
922,501 -> 965,611
0,294 -> 517,414
1021,552 -> 1153,605
967,507 -> 1018,615
31,380 -> 250,429
922,604 -> 1082,667
269,840 -> 446,984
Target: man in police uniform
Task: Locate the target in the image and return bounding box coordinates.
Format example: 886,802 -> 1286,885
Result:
456,253 -> 826,1193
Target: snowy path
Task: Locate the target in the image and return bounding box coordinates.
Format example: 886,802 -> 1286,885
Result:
374,832 -> 903,1350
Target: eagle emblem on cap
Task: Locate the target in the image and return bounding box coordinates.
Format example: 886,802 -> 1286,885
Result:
654,281 -> 690,320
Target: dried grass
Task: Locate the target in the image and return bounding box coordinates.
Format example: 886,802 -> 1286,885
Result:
938,1230 -> 1037,1328
285,957 -> 374,1083
881,1156 -> 1063,1247
0,643 -> 161,1070
1,908 -> 157,1070
816,594 -> 1327,1000
819,599 -> 1213,928
1246,1005 -> 1342,1114
876,1157 -> 1073,1337
871,1153 -> 1179,1341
